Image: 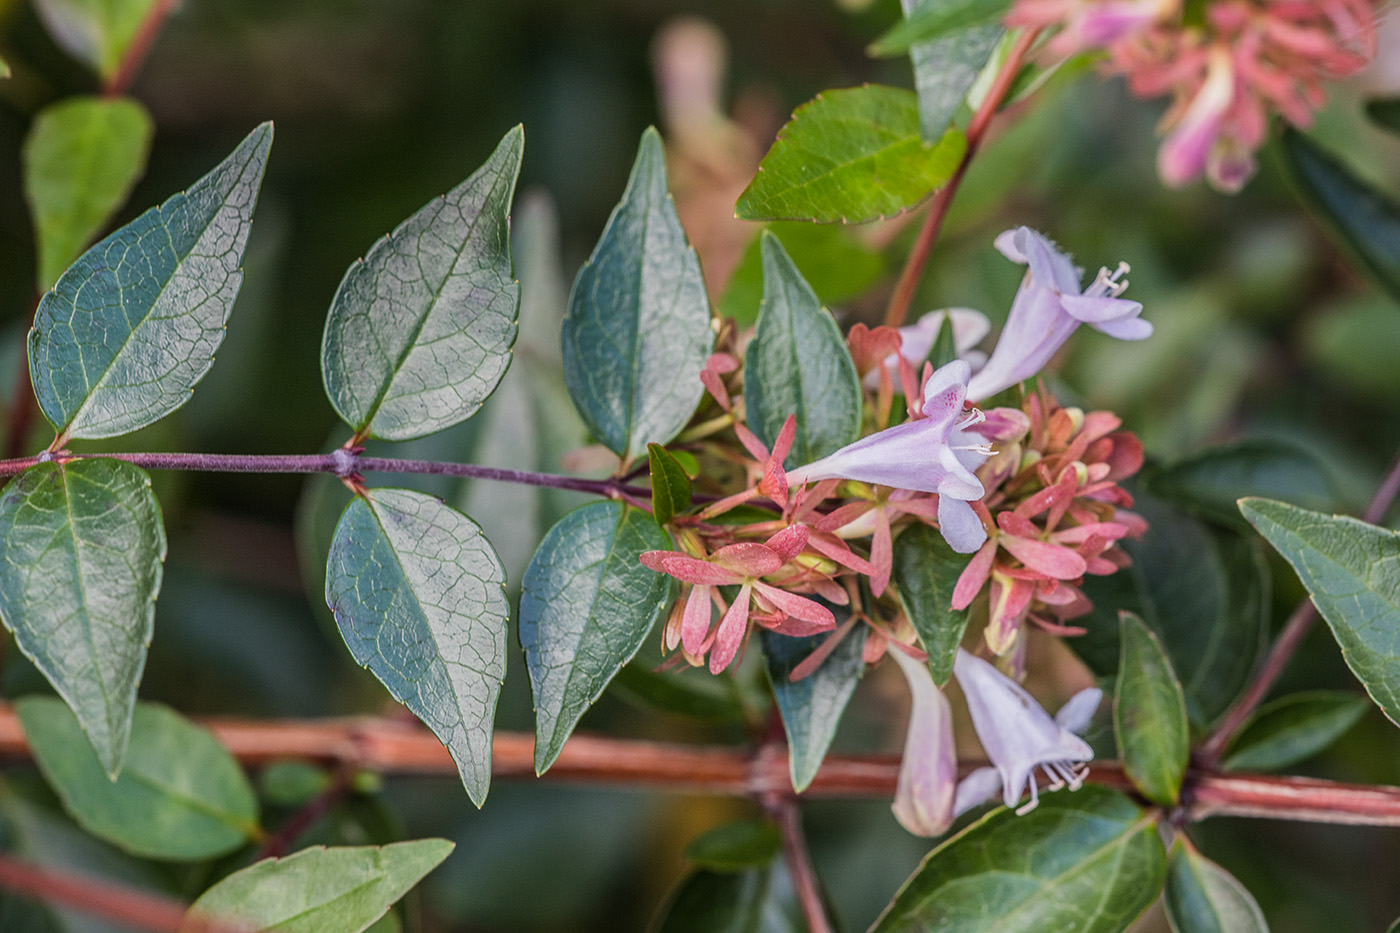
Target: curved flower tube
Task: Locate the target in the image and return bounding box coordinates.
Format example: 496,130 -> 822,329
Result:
888,647 -> 957,837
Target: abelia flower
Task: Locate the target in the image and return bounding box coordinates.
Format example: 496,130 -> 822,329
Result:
865,308 -> 990,390
951,648 -> 1100,815
888,646 -> 957,836
965,227 -> 1150,402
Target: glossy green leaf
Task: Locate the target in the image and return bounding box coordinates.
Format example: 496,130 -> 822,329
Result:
649,443 -> 693,526
869,0 -> 1009,57
1165,839 -> 1269,933
652,864 -> 802,933
16,696 -> 258,860
520,501 -> 672,773
1222,690 -> 1369,772
1147,439 -> 1337,530
322,126 -> 522,441
902,0 -> 1002,139
892,523 -> 969,685
561,128 -> 713,463
735,86 -> 966,223
326,488 -> 508,805
1366,97 -> 1400,135
182,840 -> 453,933
23,96 -> 154,292
684,820 -> 782,872
31,0 -> 154,77
744,233 -> 861,466
1282,129 -> 1400,303
1075,498 -> 1270,727
1240,497 -> 1400,727
0,459 -> 165,776
717,222 -> 885,328
1114,613 -> 1189,806
29,122 -> 272,441
872,786 -> 1165,933
762,625 -> 865,792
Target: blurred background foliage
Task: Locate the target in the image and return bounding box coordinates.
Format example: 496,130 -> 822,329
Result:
1,0 -> 1400,930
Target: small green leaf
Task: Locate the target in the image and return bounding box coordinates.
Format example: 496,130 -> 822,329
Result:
1221,690 -> 1369,772
892,524 -> 969,685
16,696 -> 258,861
902,0 -> 1002,139
744,233 -> 861,466
1114,612 -> 1189,806
872,787 -> 1166,933
322,126 -> 522,441
717,222 -> 886,328
684,820 -> 782,872
29,122 -> 272,441
1147,439 -> 1337,530
0,459 -> 165,776
183,840 -> 453,933
869,0 -> 1010,57
762,625 -> 865,792
0,55 -> 8,79
651,864 -> 802,933
735,86 -> 966,223
326,488 -> 508,806
926,314 -> 959,370
260,761 -> 334,807
31,0 -> 155,78
648,443 -> 693,526
561,128 -> 714,463
1164,839 -> 1269,933
23,95 -> 154,292
1282,129 -> 1400,303
1366,97 -> 1400,135
520,501 -> 672,773
1240,497 -> 1400,727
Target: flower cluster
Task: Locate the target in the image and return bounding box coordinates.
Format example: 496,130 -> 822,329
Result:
1007,0 -> 1382,190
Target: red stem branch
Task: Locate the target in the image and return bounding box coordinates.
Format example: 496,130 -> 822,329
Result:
103,0 -> 179,97
0,852 -> 218,932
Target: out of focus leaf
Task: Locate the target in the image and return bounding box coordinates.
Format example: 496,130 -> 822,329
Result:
321,126 -> 521,441
651,864 -> 802,933
31,0 -> 154,78
868,0 -> 1009,56
891,523 -> 968,685
610,663 -> 751,723
1305,297 -> 1400,401
872,787 -> 1165,932
29,122 -> 271,441
0,459 -> 165,776
1241,497 -> 1400,727
520,501 -> 671,773
182,841 -> 453,933
1282,129 -> 1400,303
1365,97 -> 1400,135
649,443 -> 693,526
326,489 -> 508,806
260,761 -> 334,808
1221,690 -> 1369,772
744,233 -> 861,466
1147,439 -> 1337,530
684,820 -> 782,872
1114,613 -> 1189,806
762,625 -> 866,792
1164,839 -> 1269,933
736,86 -> 966,223
17,697 -> 258,860
901,0 -> 1001,139
23,96 -> 154,291
561,128 -> 713,463
718,222 -> 885,328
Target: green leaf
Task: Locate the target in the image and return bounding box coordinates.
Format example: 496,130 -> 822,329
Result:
29,122 -> 272,441
684,820 -> 782,872
321,126 -> 523,441
1240,497 -> 1400,727
926,314 -> 959,370
1114,612 -> 1189,806
762,625 -> 865,792
16,696 -> 258,860
31,0 -> 154,78
652,864 -> 802,933
0,55 -> 8,79
1075,498 -> 1270,727
871,786 -> 1166,933
561,128 -> 714,463
1147,439 -> 1338,531
1366,97 -> 1400,135
609,663 -> 751,723
260,761 -> 334,807
717,222 -> 886,328
23,96 -> 154,292
1222,690 -> 1368,772
183,840 -> 453,933
649,443 -> 693,526
735,86 -> 967,223
1282,129 -> 1400,303
743,233 -> 861,466
520,501 -> 672,773
869,0 -> 1010,57
0,458 -> 165,776
326,488 -> 508,805
892,524 -> 969,685
902,0 -> 1002,139
1305,296 -> 1400,401
1164,839 -> 1269,933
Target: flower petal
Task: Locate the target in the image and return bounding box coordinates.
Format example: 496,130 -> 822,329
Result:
709,583 -> 752,673
753,581 -> 836,629
1054,687 -> 1103,734
889,647 -> 958,836
938,495 -> 988,554
681,584 -> 714,656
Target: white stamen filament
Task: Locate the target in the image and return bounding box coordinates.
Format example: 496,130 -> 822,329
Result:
1086,262 -> 1131,298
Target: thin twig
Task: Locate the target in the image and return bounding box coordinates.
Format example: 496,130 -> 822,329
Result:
253,765 -> 354,861
883,28 -> 1042,328
767,798 -> 833,933
0,853 -> 203,932
103,0 -> 180,97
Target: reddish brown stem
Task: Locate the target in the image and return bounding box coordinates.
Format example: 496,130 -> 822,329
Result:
253,765 -> 353,861
0,852 -> 212,932
103,0 -> 179,97
883,28 -> 1042,328
768,798 -> 833,933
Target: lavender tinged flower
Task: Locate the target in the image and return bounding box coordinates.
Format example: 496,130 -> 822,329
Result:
964,227 -> 1151,403
951,648 -> 1100,815
866,308 -> 990,390
888,647 -> 957,837
786,360 -> 992,553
